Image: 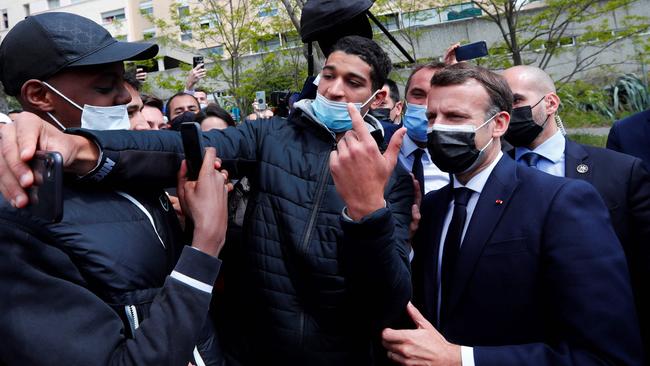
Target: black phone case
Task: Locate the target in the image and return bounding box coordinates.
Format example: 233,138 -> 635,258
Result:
455,41 -> 488,61
181,122 -> 205,181
27,151 -> 63,223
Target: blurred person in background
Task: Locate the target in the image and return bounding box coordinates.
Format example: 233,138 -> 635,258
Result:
141,94 -> 168,130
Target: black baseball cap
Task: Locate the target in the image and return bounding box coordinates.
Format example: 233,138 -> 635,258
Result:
0,12 -> 158,96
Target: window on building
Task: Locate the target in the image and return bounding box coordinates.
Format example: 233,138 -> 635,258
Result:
1,10 -> 8,30
199,14 -> 218,29
204,45 -> 224,57
178,5 -> 190,18
47,0 -> 60,9
143,28 -> 155,40
404,8 -> 442,27
281,32 -> 301,48
180,29 -> 192,41
371,13 -> 400,33
101,9 -> 126,24
258,3 -> 278,18
257,34 -> 281,51
140,0 -> 153,16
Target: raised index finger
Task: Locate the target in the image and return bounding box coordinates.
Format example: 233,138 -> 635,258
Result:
347,103 -> 372,143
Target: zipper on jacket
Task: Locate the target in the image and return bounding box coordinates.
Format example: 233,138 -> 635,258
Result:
125,305 -> 139,336
300,145 -> 335,253
297,144 -> 334,348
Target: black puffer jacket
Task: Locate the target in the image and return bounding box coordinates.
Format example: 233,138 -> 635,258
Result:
0,185 -> 223,365
73,100 -> 414,365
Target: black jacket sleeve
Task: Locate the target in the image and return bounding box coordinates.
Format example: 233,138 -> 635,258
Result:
69,118 -> 270,188
0,217 -> 222,366
338,165 -> 414,330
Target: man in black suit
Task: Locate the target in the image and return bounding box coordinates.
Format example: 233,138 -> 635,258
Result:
502,65 -> 650,357
608,109 -> 650,169
382,63 -> 643,365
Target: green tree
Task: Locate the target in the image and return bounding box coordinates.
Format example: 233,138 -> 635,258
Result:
373,0 -> 440,64
142,0 -> 309,116
468,0 -> 650,84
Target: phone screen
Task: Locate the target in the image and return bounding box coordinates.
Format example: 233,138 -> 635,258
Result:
180,122 -> 205,181
26,151 -> 63,223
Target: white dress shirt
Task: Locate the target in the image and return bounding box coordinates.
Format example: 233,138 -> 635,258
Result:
514,131 -> 566,177
436,151 -> 504,366
398,134 -> 450,193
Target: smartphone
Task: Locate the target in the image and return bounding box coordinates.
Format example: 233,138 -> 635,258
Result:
180,122 -> 205,181
193,56 -> 204,69
255,91 -> 266,110
26,151 -> 63,223
455,41 -> 488,61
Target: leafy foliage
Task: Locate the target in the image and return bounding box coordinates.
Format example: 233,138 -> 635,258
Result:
470,0 -> 650,82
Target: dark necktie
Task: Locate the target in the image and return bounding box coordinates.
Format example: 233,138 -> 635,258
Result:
522,152 -> 541,168
439,187 -> 473,327
411,149 -> 425,197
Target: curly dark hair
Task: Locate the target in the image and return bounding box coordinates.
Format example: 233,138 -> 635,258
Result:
328,35 -> 392,91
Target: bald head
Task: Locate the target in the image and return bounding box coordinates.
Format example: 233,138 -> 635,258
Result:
502,65 -> 562,149
503,65 -> 556,95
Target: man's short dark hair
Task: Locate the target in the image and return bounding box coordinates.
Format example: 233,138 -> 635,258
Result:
141,94 -> 164,111
165,92 -> 199,119
329,35 -> 392,91
204,103 -> 236,127
124,69 -> 141,91
430,63 -> 513,117
404,61 -> 447,96
384,79 -> 400,104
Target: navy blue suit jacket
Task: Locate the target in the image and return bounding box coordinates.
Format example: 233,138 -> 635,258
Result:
380,120 -> 400,145
607,109 -> 650,169
565,139 -> 650,357
411,155 -> 643,365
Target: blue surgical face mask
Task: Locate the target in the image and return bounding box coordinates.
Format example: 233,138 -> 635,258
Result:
42,81 -> 131,131
311,91 -> 378,133
403,102 -> 428,142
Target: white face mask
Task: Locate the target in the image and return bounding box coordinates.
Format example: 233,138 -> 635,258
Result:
42,81 -> 131,131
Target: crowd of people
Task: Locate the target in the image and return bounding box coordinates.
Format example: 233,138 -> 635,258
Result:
0,10 -> 649,366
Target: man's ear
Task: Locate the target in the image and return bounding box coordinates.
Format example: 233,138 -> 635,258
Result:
372,89 -> 387,107
394,100 -> 404,116
20,79 -> 55,113
545,93 -> 560,116
492,111 -> 510,138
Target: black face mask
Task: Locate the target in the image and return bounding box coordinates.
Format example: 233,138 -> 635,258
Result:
369,107 -> 392,122
427,116 -> 494,174
504,97 -> 548,147
170,110 -> 205,131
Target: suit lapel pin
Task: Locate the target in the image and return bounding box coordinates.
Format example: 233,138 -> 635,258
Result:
495,199 -> 503,205
576,164 -> 589,174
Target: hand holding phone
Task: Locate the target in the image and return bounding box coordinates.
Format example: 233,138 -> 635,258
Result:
454,41 -> 488,61
255,91 -> 267,111
181,122 -> 205,181
193,56 -> 205,69
25,151 -> 63,223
